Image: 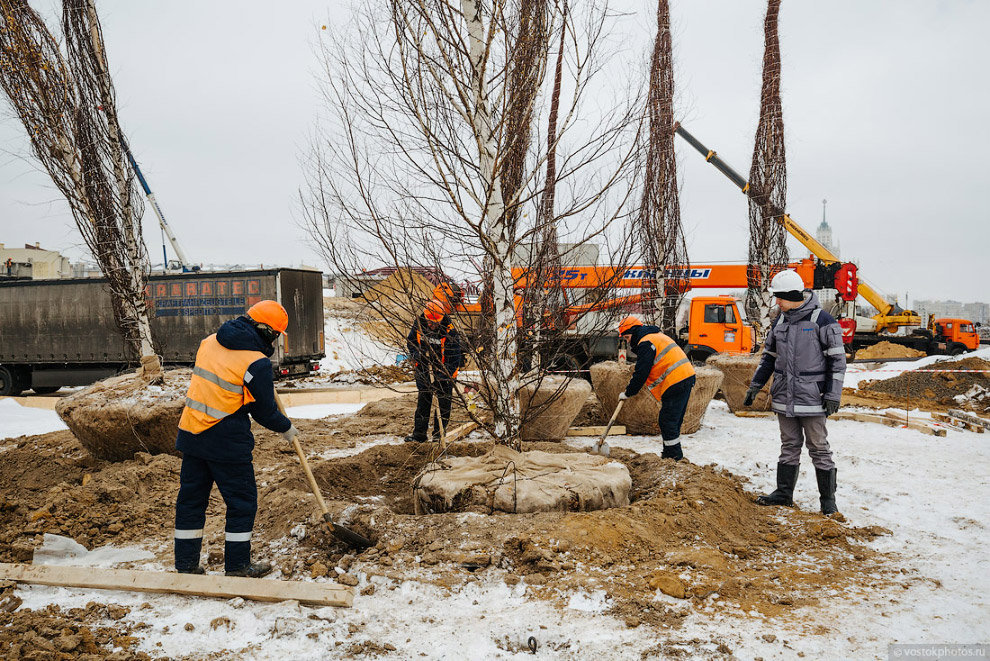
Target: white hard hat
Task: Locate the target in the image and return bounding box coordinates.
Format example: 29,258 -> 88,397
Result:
769,269 -> 805,294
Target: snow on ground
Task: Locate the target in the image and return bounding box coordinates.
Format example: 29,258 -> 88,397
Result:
8,397 -> 990,659
320,315 -> 397,376
0,398 -> 68,441
843,345 -> 990,389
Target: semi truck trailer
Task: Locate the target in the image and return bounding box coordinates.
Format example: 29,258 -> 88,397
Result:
0,268 -> 325,396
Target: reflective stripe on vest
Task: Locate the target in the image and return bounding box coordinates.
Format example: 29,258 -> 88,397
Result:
178,334 -> 267,434
640,332 -> 695,399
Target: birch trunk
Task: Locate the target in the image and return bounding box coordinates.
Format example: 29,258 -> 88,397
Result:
463,0 -> 520,448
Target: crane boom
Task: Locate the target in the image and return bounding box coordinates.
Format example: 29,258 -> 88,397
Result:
121,139 -> 191,269
673,122 -> 918,332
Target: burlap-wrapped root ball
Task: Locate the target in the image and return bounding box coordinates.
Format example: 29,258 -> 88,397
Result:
519,375 -> 592,441
589,361 -> 722,435
55,370 -> 189,462
706,354 -> 772,413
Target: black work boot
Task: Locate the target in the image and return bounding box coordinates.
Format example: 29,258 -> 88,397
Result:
226,561 -> 273,578
404,434 -> 426,443
816,467 -> 838,515
176,565 -> 205,575
661,442 -> 684,462
757,463 -> 799,506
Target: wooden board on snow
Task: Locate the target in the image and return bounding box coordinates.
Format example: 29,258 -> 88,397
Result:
831,411 -> 945,437
566,425 -> 627,437
947,409 -> 990,431
933,412 -> 986,434
0,563 -> 353,608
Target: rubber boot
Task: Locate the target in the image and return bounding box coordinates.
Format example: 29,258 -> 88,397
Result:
226,561 -> 273,578
816,467 -> 838,515
404,435 -> 426,443
177,565 -> 205,575
757,463 -> 799,506
661,442 -> 684,462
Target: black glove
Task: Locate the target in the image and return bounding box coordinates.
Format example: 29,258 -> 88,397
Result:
824,399 -> 841,417
743,387 -> 760,407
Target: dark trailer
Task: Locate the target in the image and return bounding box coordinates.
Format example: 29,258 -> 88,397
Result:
0,268 -> 325,396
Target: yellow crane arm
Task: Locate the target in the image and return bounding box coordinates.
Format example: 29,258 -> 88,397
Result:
674,122 -> 918,332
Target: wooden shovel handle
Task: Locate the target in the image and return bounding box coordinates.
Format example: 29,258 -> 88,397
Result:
599,399 -> 625,444
274,392 -> 331,517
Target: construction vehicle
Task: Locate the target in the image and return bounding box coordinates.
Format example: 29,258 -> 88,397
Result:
673,123 -> 978,358
0,268 -> 324,395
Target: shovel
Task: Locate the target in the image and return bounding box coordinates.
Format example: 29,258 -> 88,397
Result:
274,392 -> 372,549
591,399 -> 624,457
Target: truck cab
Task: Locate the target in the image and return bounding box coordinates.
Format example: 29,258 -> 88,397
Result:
681,295 -> 753,362
931,318 -> 980,353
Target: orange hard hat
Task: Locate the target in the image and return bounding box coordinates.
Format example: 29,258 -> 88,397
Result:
247,300 -> 289,334
424,299 -> 445,322
618,315 -> 642,336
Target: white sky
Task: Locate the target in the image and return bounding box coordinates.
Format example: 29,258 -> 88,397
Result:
1,0 -> 988,304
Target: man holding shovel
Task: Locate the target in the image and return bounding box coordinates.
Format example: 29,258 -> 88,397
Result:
405,299 -> 464,443
618,316 -> 696,461
173,300 -> 299,577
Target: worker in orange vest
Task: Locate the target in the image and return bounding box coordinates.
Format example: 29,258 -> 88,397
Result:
405,299 -> 464,443
618,316 -> 696,461
173,300 -> 298,578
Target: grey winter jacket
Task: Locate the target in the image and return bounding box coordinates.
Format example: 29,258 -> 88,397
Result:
750,291 -> 846,417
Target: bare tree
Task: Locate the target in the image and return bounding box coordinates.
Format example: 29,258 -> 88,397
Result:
637,0 -> 688,335
302,0 -> 642,448
745,0 -> 789,333
0,0 -> 161,378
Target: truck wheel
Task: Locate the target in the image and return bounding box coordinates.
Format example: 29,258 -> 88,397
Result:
949,343 -> 967,356
0,366 -> 25,397
32,386 -> 61,395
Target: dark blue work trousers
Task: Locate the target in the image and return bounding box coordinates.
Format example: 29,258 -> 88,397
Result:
659,375 -> 696,444
174,454 -> 257,572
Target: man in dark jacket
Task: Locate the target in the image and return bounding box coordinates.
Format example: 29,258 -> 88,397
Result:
745,270 -> 846,515
405,299 -> 464,443
174,300 -> 298,577
618,316 -> 696,461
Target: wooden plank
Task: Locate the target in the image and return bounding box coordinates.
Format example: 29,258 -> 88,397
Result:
833,411 -> 945,437
933,412 -> 985,434
0,563 -> 353,608
948,409 -> 990,430
567,425 -> 627,437
444,422 -> 479,443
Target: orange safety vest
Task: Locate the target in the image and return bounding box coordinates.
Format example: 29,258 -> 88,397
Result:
177,335 -> 266,434
415,322 -> 459,378
639,332 -> 695,399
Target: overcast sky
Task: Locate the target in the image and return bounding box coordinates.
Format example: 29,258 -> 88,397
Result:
1,0 -> 988,305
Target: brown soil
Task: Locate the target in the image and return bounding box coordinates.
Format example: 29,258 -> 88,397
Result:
854,341 -> 924,360
1,396 -> 895,655
860,356 -> 990,413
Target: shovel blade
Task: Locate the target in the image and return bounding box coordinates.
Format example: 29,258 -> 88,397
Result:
323,513 -> 372,549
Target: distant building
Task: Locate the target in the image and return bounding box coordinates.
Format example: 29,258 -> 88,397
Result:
915,300 -> 990,325
816,212 -> 839,258
0,242 -> 72,279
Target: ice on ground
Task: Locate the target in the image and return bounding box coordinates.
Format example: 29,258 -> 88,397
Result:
286,403 -> 366,419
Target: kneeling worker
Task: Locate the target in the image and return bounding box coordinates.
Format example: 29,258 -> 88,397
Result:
744,269 -> 845,515
174,300 -> 299,577
618,316 -> 696,460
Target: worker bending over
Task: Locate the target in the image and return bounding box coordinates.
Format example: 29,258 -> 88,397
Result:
405,300 -> 464,443
174,300 -> 299,577
618,316 -> 696,461
745,269 -> 846,515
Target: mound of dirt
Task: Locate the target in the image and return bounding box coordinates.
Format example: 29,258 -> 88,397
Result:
519,376 -> 591,441
1,403 -> 894,643
54,370 -> 188,462
855,341 -> 925,360
862,356 -> 990,412
706,354 -> 772,413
